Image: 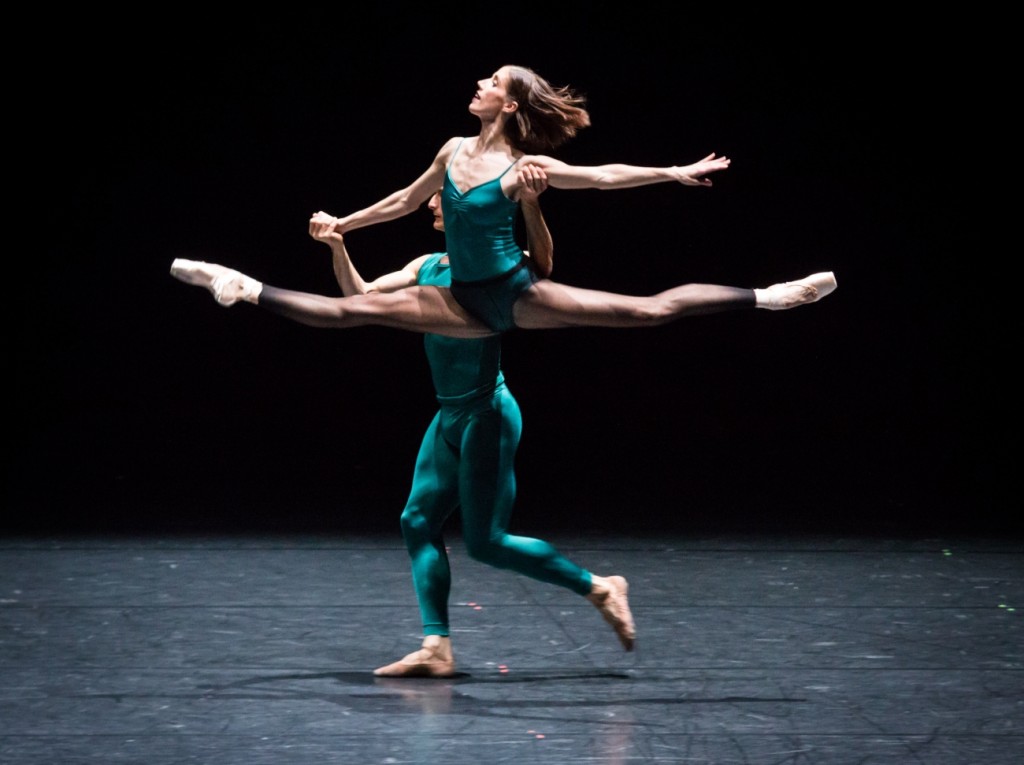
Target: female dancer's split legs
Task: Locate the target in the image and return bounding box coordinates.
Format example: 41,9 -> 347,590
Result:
170,259 -> 835,336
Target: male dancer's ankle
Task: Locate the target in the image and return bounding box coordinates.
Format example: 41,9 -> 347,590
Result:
587,575 -> 636,651
373,635 -> 456,678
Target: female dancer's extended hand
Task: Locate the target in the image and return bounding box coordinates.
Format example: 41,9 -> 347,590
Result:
674,153 -> 731,187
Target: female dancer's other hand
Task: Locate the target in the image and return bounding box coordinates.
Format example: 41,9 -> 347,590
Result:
309,211 -> 344,244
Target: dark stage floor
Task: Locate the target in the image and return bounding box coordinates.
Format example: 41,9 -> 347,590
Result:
1,533 -> 1022,764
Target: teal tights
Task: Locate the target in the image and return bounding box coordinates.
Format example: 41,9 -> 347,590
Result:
400,384 -> 593,636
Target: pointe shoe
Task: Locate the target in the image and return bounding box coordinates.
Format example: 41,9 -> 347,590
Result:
373,646 -> 456,678
169,258 -> 262,307
755,271 -> 837,310
587,575 -> 636,651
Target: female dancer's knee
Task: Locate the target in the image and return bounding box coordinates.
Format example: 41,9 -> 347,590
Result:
629,298 -> 676,325
641,284 -> 751,324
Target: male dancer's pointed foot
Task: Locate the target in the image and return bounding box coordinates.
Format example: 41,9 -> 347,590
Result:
587,575 -> 636,651
373,636 -> 456,678
169,258 -> 262,306
755,271 -> 837,310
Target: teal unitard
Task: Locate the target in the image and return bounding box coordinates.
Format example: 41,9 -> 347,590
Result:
402,254 -> 593,637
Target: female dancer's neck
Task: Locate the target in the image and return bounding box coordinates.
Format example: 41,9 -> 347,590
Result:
473,121 -> 509,152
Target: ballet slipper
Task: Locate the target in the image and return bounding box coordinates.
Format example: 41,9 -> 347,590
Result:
587,575 -> 636,651
169,259 -> 262,306
373,637 -> 456,678
754,271 -> 837,310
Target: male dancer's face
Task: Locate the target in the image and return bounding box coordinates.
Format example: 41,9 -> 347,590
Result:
427,191 -> 444,232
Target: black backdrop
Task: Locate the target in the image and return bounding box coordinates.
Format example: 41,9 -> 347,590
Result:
8,9 -> 1007,537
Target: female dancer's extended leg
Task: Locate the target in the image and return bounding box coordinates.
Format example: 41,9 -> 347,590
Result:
511,272 -> 836,329
513,280 -> 755,329
170,259 -> 492,339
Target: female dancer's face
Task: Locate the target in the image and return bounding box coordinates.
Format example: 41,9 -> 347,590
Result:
469,68 -> 511,118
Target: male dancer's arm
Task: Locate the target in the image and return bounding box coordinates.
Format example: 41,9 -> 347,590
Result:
326,230 -> 426,296
517,165 -> 553,278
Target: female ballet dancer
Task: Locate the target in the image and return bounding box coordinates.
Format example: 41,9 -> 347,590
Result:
171,64 -> 835,334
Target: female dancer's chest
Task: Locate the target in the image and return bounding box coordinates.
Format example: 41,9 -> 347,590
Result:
447,142 -> 519,195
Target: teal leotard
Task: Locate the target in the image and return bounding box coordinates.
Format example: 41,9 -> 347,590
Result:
400,253 -> 592,637
442,139 -> 540,333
